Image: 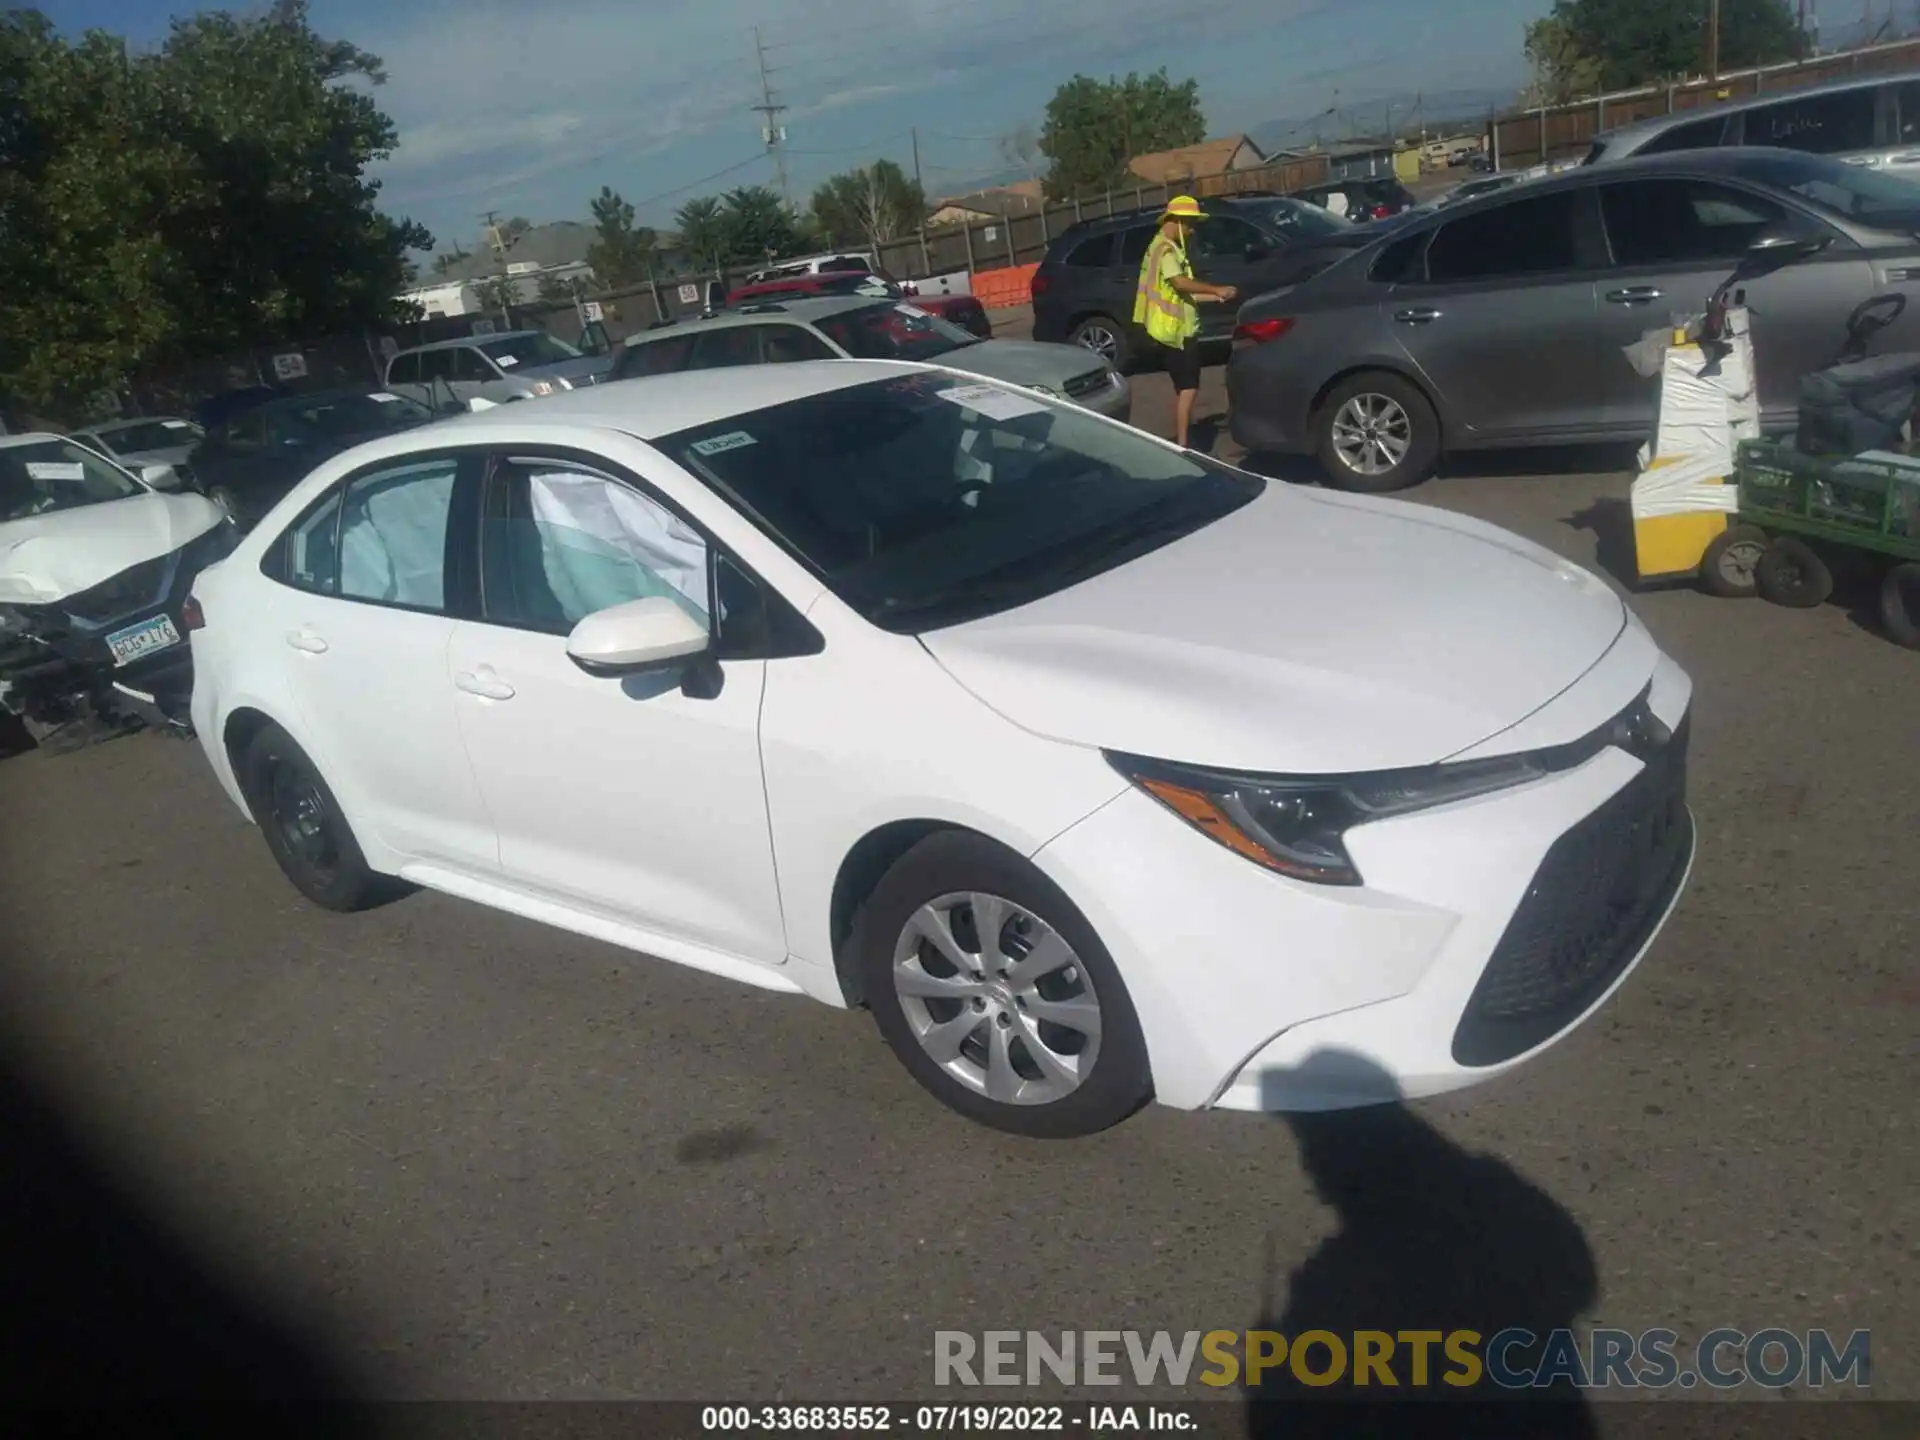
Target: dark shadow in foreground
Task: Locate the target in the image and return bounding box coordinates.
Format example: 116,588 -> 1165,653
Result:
0,1017 -> 374,1434
1245,1051 -> 1599,1439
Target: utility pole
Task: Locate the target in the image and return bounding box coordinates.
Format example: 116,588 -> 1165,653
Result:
751,26 -> 791,209
1708,0 -> 1721,80
911,126 -> 931,276
480,210 -> 505,258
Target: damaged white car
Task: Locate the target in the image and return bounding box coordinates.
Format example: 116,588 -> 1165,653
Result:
0,433 -> 238,749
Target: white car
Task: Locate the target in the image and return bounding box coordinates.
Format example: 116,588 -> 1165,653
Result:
185,361 -> 1695,1137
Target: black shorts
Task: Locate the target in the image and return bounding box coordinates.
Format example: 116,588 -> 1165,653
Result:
1162,339 -> 1202,392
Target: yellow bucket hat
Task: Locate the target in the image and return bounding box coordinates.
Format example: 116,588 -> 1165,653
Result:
1160,194 -> 1206,221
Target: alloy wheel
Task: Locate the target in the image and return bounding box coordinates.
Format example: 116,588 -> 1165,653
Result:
1330,392 -> 1412,476
891,891 -> 1103,1106
1075,324 -> 1120,361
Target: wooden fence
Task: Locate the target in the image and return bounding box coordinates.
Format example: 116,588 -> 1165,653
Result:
1488,35 -> 1920,170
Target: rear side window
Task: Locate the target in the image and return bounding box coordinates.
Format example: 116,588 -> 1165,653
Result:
617,335 -> 696,378
1064,233 -> 1115,267
1637,114 -> 1730,156
283,491 -> 343,594
1116,226 -> 1153,266
1425,191 -> 1579,281
387,352 -> 420,385
688,328 -> 765,370
337,458 -> 458,611
1740,88 -> 1878,154
1370,231 -> 1427,283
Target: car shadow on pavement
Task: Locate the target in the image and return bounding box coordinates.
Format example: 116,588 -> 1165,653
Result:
1565,497 -> 1640,591
1244,1051 -> 1600,1439
0,1010 -> 374,1428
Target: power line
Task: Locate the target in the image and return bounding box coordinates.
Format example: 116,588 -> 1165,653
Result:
627,153 -> 772,213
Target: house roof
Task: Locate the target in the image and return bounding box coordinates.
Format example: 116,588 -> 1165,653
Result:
929,185 -> 1047,219
1127,135 -> 1264,184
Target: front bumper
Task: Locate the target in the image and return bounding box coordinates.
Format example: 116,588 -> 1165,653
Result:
1030,652 -> 1694,1112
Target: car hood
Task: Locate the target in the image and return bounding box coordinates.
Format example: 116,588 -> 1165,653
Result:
0,491 -> 225,604
938,340 -> 1108,390
517,354 -> 617,385
919,484 -> 1627,774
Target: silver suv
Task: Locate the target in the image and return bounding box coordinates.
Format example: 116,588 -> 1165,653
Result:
611,296 -> 1132,422
385,331 -> 616,410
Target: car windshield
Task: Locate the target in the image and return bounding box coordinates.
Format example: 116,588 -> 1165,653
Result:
1737,151 -> 1920,228
90,419 -> 203,454
1251,199 -> 1353,236
268,392 -> 433,438
812,303 -> 978,362
480,332 -> 581,368
662,372 -> 1263,631
0,439 -> 146,521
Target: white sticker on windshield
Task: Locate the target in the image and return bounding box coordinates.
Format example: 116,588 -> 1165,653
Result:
935,383 -> 1049,421
25,462 -> 86,481
495,353 -> 519,367
369,392 -> 401,402
895,304 -> 931,318
690,430 -> 758,456
161,419 -> 191,429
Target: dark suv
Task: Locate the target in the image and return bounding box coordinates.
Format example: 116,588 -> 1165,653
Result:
1291,177 -> 1418,222
1029,197 -> 1371,371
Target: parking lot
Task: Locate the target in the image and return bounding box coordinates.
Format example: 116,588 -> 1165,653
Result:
1,344 -> 1916,1414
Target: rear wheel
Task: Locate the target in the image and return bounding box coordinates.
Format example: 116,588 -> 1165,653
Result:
1313,371 -> 1441,493
1754,535 -> 1833,609
856,831 -> 1151,1138
1068,315 -> 1134,373
240,722 -> 396,912
1881,562 -> 1920,648
1700,524 -> 1768,599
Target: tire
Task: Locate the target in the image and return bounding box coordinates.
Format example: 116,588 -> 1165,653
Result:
1700,524 -> 1768,599
239,722 -> 396,912
855,831 -> 1152,1138
1881,562 -> 1920,649
1068,315 -> 1134,374
1754,535 -> 1834,609
1313,371 -> 1441,493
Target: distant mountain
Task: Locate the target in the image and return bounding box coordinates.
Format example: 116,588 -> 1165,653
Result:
1251,86 -> 1519,153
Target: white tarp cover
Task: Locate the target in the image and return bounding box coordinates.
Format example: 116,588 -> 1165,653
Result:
1647,323 -> 1759,470
527,471 -> 707,623
1630,449 -> 1741,520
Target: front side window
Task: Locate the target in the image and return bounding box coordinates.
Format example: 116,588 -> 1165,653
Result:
762,326 -> 837,363
688,327 -> 765,370
337,458 -> 457,610
616,335 -> 697,378
1190,214 -> 1264,259
387,352 -> 421,386
451,348 -> 495,382
480,461 -> 709,635
480,332 -> 582,368
812,303 -> 979,362
1638,114 -> 1730,156
1064,233 -> 1116,268
0,439 -> 144,521
1116,226 -> 1153,266
662,372 -> 1262,631
1600,179 -> 1789,266
1425,190 -> 1579,280
1732,149 -> 1920,228
417,350 -> 455,384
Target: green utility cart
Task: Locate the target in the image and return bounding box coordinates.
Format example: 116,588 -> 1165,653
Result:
1700,438 -> 1920,649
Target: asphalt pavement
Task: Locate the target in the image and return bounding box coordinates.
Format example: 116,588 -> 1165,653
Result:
0,342 -> 1915,1421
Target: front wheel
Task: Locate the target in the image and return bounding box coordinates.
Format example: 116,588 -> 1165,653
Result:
1068,315 -> 1134,374
1700,524 -> 1768,599
1313,371 -> 1441,492
856,832 -> 1151,1138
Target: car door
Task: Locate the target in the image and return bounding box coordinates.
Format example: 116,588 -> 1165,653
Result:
451,345 -> 504,402
443,451 -> 787,965
1590,175 -> 1874,428
1187,213 -> 1271,341
385,351 -> 427,407
413,348 -> 458,411
1382,187 -> 1606,442
260,451 -> 499,872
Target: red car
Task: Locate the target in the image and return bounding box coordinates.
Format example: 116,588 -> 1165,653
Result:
724,270 -> 991,339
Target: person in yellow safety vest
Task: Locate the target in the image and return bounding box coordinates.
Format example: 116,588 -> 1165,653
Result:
1133,194 -> 1238,450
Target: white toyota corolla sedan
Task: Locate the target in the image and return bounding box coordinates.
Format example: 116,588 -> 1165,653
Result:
185,360 -> 1694,1137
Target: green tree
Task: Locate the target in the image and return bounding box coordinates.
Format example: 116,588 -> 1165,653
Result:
536,272 -> 582,304
674,195 -> 730,275
585,186 -> 659,287
809,160 -> 925,250
719,185 -> 803,264
1541,0 -> 1802,93
1521,16 -> 1606,106
0,0 -> 430,414
472,274 -> 516,319
1038,69 -> 1205,200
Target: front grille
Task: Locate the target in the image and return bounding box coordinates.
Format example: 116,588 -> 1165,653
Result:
1063,368 -> 1111,399
1451,709 -> 1693,1067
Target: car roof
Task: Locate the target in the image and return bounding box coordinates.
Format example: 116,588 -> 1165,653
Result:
1050,193 -> 1274,242
0,432 -> 75,450
433,358 -> 930,439
81,416 -> 190,434
624,294 -> 890,341
1595,71 -> 1890,146
398,331 -> 543,354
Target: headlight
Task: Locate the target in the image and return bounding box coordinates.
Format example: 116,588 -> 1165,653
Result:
1106,750 -> 1549,885
530,381 -> 556,396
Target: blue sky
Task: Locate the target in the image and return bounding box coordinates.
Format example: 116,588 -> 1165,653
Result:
45,0 -> 1545,252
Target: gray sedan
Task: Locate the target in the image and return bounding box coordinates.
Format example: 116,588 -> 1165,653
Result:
1227,147 -> 1920,490
612,296 -> 1132,423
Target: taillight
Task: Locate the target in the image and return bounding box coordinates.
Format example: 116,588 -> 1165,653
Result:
183,596 -> 205,632
1369,205 -> 1391,220
1030,273 -> 1052,297
1233,317 -> 1295,345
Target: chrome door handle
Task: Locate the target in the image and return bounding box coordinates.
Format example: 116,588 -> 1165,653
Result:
1394,307 -> 1442,324
284,629 -> 328,654
454,670 -> 515,701
1606,287 -> 1664,304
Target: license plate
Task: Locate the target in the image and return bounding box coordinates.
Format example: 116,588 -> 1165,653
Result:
105,613 -> 182,666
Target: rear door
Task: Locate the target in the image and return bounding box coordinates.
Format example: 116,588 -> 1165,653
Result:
1382,187 -> 1606,442
1187,212 -> 1272,341
1589,175 -> 1873,427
